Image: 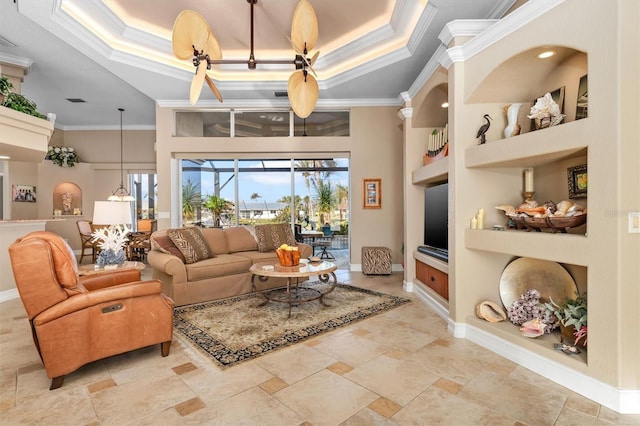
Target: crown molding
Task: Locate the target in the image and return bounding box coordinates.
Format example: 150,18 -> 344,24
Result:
156,97 -> 400,109
397,107 -> 413,120
406,44 -> 447,99
56,124 -> 156,131
407,2 -> 438,54
442,0 -> 565,67
0,52 -> 33,70
438,19 -> 499,48
46,0 -> 430,94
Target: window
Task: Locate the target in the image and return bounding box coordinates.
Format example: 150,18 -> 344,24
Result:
174,110 -> 349,137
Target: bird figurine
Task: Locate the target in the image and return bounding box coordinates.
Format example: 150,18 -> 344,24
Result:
476,114 -> 492,144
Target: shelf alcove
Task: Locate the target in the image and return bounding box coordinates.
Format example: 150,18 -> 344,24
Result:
455,43 -> 589,326
404,1 -> 640,412
53,182 -> 83,216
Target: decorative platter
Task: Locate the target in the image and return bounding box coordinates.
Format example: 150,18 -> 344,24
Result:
499,257 -> 578,309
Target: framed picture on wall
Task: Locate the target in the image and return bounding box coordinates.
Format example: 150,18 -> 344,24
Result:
576,74 -> 588,120
567,164 -> 587,199
363,178 -> 381,209
12,184 -> 37,202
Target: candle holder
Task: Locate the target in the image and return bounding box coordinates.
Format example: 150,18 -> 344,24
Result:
522,191 -> 536,203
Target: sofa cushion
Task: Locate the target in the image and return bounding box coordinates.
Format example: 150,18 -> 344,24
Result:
184,254 -> 252,281
224,226 -> 258,252
168,227 -> 214,264
254,223 -> 296,253
200,228 -> 230,255
150,231 -> 186,263
233,250 -> 279,264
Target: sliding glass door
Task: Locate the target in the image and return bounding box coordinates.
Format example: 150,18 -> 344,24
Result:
180,157 -> 349,234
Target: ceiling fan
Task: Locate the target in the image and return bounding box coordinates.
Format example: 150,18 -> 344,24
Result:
171,0 -> 319,118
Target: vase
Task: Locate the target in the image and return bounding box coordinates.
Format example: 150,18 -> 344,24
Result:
96,249 -> 126,266
504,103 -> 523,138
559,323 -> 576,345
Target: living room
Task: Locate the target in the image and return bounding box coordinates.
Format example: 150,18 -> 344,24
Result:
2,0 -> 640,423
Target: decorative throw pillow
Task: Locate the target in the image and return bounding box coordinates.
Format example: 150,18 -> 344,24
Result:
150,233 -> 186,263
167,227 -> 214,264
254,223 -> 296,253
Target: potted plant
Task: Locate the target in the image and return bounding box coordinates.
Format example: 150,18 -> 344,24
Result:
0,76 -> 13,105
544,293 -> 587,346
2,92 -> 46,119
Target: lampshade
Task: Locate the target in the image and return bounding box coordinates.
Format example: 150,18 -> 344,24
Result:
93,201 -> 133,226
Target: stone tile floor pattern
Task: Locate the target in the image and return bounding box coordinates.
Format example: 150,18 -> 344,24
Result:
1,269 -> 639,425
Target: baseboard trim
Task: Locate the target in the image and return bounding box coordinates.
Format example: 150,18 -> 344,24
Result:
0,288 -> 19,303
462,321 -> 640,414
405,285 -> 640,414
405,280 -> 449,322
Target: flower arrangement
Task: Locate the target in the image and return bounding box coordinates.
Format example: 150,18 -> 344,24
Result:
544,294 -> 588,346
46,145 -> 79,167
91,225 -> 131,265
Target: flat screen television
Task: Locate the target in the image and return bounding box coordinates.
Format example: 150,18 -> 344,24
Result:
419,182 -> 449,262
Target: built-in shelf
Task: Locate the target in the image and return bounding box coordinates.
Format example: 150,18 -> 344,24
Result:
412,157 -> 449,185
413,250 -> 448,274
465,229 -> 588,266
465,120 -> 589,169
0,106 -> 54,162
466,316 -> 588,372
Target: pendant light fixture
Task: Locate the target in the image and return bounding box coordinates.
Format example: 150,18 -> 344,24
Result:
108,108 -> 135,201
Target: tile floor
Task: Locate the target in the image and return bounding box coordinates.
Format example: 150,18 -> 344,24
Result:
1,269 -> 638,425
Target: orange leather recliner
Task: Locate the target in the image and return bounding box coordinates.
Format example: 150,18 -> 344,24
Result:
8,231 -> 174,390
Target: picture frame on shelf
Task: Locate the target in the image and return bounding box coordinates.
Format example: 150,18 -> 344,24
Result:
531,86 -> 565,131
576,75 -> 588,120
567,164 -> 587,199
12,184 -> 36,202
363,178 -> 382,209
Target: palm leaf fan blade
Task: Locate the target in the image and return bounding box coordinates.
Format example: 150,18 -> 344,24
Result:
172,10 -> 211,59
291,0 -> 318,53
288,71 -> 318,119
190,61 -> 208,105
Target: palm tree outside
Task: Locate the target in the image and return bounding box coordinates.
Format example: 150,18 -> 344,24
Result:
203,195 -> 234,227
182,179 -> 201,223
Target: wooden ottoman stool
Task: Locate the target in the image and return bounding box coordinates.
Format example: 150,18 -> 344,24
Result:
362,246 -> 392,275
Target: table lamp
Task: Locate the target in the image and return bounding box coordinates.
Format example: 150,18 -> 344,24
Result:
92,201 -> 133,267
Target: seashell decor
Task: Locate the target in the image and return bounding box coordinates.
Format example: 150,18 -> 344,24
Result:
496,199 -> 587,233
520,318 -> 546,338
475,301 -> 507,323
528,92 -> 566,129
495,199 -> 586,220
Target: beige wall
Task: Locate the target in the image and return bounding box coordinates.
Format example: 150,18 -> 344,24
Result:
7,161 -> 39,219
6,128 -> 156,249
155,105 -> 404,265
405,0 -> 640,394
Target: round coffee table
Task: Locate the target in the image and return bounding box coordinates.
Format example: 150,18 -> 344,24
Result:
249,260 -> 337,318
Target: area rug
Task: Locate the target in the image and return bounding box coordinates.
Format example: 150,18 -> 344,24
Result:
173,282 -> 410,367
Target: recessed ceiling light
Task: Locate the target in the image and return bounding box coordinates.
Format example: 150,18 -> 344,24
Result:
537,51 -> 556,59
441,102 -> 449,108
0,155 -> 10,160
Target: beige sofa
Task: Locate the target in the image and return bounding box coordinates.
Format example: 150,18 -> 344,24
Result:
148,225 -> 312,306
